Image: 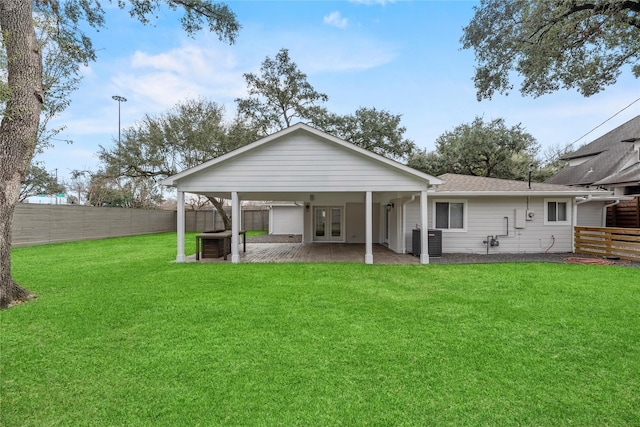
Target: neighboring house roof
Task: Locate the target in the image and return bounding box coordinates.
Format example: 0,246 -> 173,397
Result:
593,156 -> 640,186
545,115 -> 640,187
432,173 -> 610,197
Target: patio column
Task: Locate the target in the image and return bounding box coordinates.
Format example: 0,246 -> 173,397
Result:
176,190 -> 186,262
420,190 -> 429,264
365,191 -> 373,264
572,198 -> 578,253
231,191 -> 240,263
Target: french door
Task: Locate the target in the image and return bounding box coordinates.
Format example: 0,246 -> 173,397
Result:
313,206 -> 343,241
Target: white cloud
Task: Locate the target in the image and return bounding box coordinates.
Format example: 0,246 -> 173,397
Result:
113,71 -> 206,110
324,11 -> 348,29
108,42 -> 246,115
79,64 -> 95,78
297,38 -> 397,73
130,44 -> 233,78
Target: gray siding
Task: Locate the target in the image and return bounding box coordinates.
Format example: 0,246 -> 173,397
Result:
178,133 -> 429,193
577,202 -> 605,226
405,196 -> 574,254
345,202 -> 381,244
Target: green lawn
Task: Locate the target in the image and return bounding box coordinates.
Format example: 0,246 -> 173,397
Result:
2,233 -> 639,426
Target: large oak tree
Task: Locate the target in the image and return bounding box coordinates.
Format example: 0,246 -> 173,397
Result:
237,48 -> 416,162
408,117 -> 539,180
461,0 -> 640,100
98,98 -> 259,227
0,0 -> 239,308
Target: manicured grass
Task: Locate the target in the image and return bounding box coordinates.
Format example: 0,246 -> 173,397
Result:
2,233 -> 639,426
245,229 -> 268,238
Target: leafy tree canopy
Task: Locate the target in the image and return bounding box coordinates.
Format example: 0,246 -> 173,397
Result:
408,117 -> 540,180
236,48 -> 329,135
236,48 -> 416,162
31,0 -> 240,65
319,108 -> 417,162
98,98 -> 259,226
99,98 -> 249,180
19,163 -> 65,202
461,0 -> 640,99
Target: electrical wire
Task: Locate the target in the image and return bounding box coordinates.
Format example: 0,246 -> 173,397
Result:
562,96 -> 640,152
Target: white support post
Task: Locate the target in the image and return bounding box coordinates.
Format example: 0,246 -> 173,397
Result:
420,190 -> 429,264
365,191 -> 373,264
572,198 -> 577,253
231,191 -> 240,263
176,191 -> 186,262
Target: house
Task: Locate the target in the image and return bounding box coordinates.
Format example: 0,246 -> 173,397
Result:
545,115 -> 640,226
161,124 -> 612,263
406,173 -> 612,255
161,123 -> 443,264
546,115 -> 640,196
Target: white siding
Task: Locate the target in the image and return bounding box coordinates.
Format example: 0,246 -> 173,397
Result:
405,196 -> 573,254
177,133 -> 429,193
269,206 -> 304,235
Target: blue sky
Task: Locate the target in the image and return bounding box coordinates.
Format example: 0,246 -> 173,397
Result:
40,0 -> 639,184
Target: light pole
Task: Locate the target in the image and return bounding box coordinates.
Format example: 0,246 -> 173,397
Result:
112,95 -> 127,146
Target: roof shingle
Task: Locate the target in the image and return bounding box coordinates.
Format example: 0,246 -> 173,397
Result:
546,115 -> 640,187
434,173 -> 605,194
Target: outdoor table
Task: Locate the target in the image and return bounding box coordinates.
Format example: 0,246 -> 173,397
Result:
196,230 -> 246,260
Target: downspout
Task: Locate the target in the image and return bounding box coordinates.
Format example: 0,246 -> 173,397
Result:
576,195 -> 624,226
603,199 -> 622,227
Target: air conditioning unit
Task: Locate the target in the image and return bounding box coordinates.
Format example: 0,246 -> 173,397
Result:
526,210 -> 535,221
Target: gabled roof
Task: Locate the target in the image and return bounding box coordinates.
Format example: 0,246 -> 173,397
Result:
546,115 -> 640,187
161,123 -> 442,188
432,173 -> 610,197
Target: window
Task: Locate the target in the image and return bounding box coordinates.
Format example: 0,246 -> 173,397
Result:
545,199 -> 570,225
434,201 -> 465,230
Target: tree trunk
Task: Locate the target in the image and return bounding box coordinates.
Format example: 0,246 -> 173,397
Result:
208,197 -> 232,230
0,0 -> 42,308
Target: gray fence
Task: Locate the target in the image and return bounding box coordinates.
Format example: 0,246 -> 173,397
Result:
12,204 -> 177,247
12,204 -> 270,247
184,208 -> 269,231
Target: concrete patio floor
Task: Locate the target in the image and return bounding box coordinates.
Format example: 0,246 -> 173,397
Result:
187,243 -> 421,264
184,242 -> 640,267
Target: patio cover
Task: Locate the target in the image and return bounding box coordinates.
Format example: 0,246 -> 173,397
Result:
161,124 -> 442,264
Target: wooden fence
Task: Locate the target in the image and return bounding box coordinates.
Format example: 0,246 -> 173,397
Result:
607,196 -> 640,228
574,226 -> 640,262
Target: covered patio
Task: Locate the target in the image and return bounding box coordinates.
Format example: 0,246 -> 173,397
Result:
161,124 -> 442,265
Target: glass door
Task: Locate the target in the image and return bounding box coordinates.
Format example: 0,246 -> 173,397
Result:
313,207 -> 343,241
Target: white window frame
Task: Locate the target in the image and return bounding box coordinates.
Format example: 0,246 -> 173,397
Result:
544,198 -> 571,225
432,199 -> 467,232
